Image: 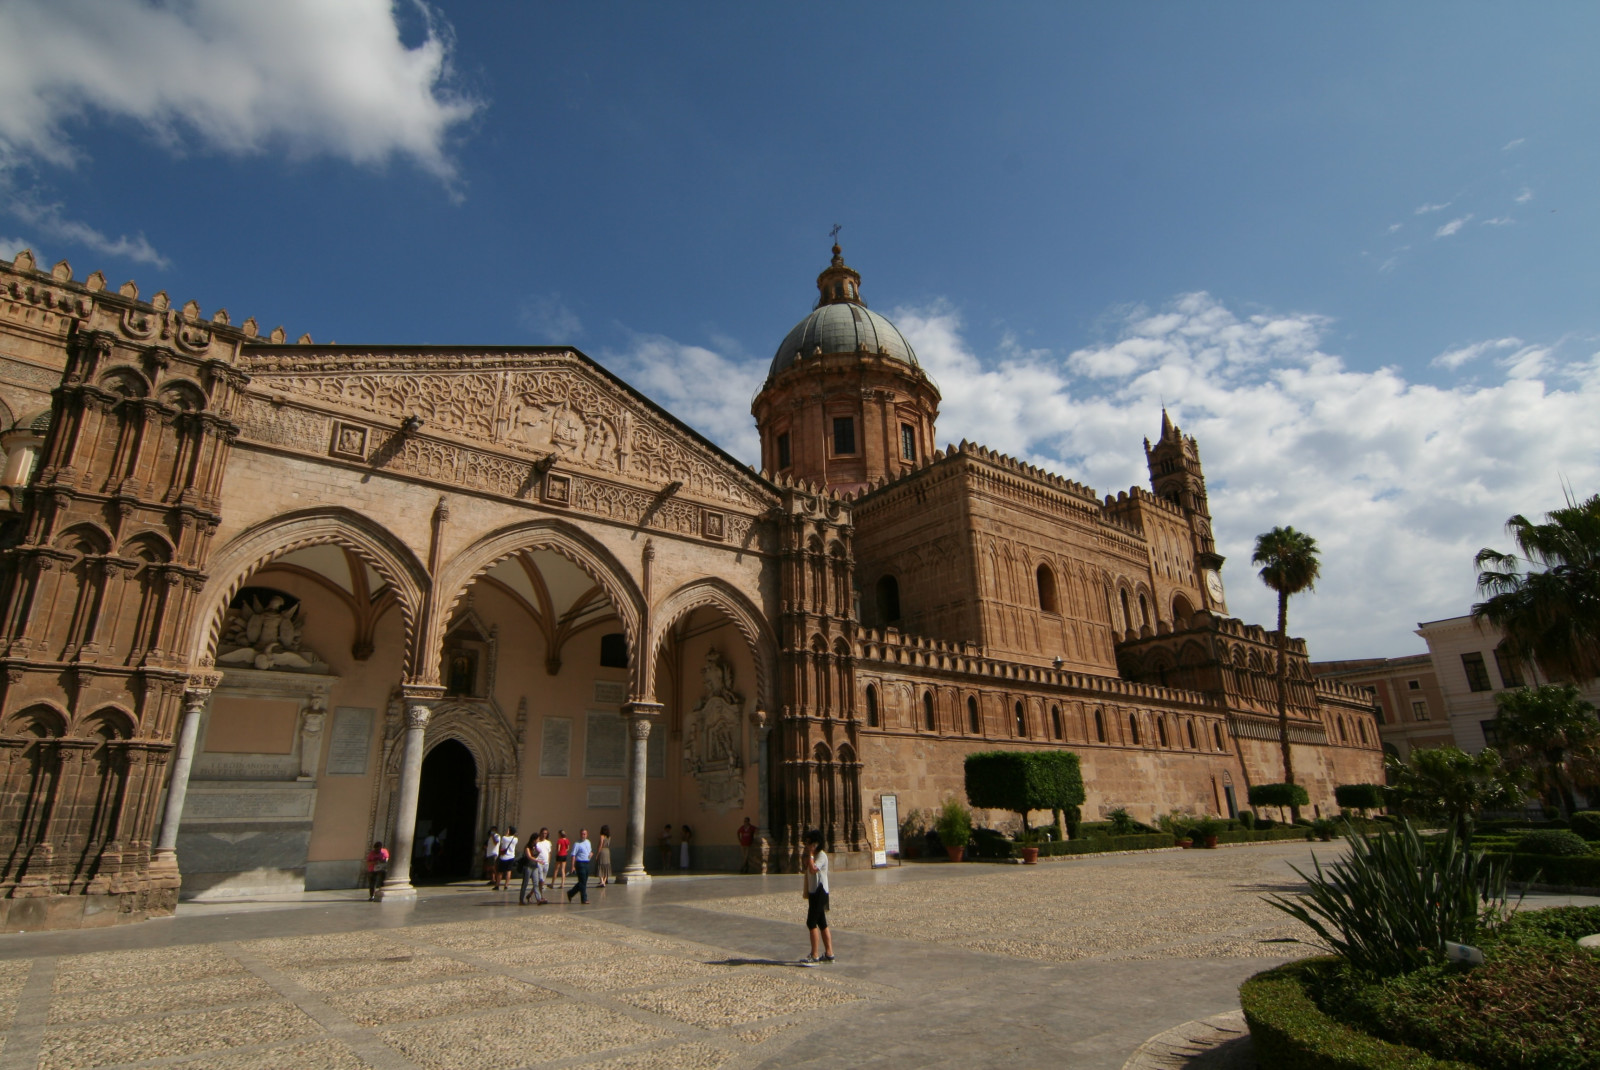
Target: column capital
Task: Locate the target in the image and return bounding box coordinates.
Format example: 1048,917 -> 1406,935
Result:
621,700 -> 664,719
400,683 -> 446,704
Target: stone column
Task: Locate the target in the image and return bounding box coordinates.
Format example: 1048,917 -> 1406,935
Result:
382,697 -> 433,900
750,708 -> 773,874
154,676 -> 218,860
617,701 -> 663,884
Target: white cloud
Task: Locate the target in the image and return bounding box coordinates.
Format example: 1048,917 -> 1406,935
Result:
518,294 -> 583,341
605,332 -> 763,463
1482,216 -> 1514,227
1386,223 -> 1403,234
1434,214 -> 1473,238
1431,337 -> 1520,370
1378,246 -> 1410,274
0,237 -> 34,260
8,192 -> 167,267
1515,187 -> 1534,204
1502,138 -> 1525,151
0,0 -> 479,182
1414,202 -> 1451,214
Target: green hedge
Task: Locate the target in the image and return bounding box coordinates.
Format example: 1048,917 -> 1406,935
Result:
1214,826 -> 1314,845
1239,959 -> 1477,1070
1335,784 -> 1387,811
964,750 -> 1084,826
1042,832 -> 1174,855
1485,851 -> 1600,889
1250,782 -> 1311,809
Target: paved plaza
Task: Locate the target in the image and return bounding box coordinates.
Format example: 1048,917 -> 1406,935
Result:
0,842 -> 1590,1070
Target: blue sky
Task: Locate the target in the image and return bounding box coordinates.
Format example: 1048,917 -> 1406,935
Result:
3,1 -> 1598,658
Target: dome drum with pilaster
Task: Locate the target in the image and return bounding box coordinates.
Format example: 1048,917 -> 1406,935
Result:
768,245 -> 919,380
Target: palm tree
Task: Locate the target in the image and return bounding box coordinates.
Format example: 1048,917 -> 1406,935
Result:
1474,493 -> 1600,683
1491,684 -> 1600,819
1253,526 -> 1321,821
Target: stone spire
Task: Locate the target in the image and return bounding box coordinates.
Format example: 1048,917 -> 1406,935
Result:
814,244 -> 865,308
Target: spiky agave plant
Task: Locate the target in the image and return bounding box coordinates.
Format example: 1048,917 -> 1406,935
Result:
1266,820 -> 1512,976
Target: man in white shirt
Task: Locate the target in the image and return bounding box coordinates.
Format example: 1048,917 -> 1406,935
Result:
566,829 -> 594,904
803,829 -> 834,963
496,827 -> 519,892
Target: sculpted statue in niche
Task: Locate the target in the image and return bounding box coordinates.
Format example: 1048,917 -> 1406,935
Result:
682,648 -> 745,810
217,589 -> 329,672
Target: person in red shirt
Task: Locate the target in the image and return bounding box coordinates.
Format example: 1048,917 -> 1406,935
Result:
738,817 -> 757,873
364,841 -> 389,901
554,830 -> 571,888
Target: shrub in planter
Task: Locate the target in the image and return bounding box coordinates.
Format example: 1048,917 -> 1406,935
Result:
1107,807 -> 1137,835
1310,817 -> 1339,841
1237,809 -> 1255,829
1335,783 -> 1387,814
935,797 -> 972,858
1191,816 -> 1223,846
1569,810 -> 1600,842
1517,828 -> 1593,857
1249,782 -> 1311,823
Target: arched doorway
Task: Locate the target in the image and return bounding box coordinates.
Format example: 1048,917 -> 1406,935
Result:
414,739 -> 478,883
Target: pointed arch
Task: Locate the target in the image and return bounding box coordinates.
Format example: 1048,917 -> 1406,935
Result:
645,576 -> 777,710
432,519 -> 645,691
190,507 -> 429,675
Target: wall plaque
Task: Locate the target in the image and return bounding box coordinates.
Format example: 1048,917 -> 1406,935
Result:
325,707 -> 374,776
584,710 -> 626,778
587,785 -> 623,808
540,717 -> 572,777
593,680 -> 627,705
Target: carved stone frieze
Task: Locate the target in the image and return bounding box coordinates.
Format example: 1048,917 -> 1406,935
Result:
237,352 -> 767,510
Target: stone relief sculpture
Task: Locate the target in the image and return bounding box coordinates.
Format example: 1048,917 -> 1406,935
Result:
682,648 -> 746,809
217,594 -> 330,672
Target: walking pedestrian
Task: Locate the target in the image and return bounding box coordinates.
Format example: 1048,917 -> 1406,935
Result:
554,829 -> 571,888
596,825 -> 612,887
419,831 -> 436,877
531,827 -> 552,903
802,829 -> 834,963
679,824 -> 692,871
566,828 -> 593,904
484,826 -> 501,886
659,824 -> 674,872
496,827 -> 519,892
737,816 -> 757,873
520,828 -> 549,905
364,841 -> 389,901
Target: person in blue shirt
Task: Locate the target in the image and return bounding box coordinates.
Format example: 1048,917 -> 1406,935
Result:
566,828 -> 594,904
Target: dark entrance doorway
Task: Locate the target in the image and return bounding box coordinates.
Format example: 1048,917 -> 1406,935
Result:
413,739 -> 478,883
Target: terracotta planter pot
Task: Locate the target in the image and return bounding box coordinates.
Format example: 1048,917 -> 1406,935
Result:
1178,838 -> 1194,849
1203,835 -> 1219,848
903,844 -> 921,860
946,845 -> 965,863
1020,846 -> 1040,865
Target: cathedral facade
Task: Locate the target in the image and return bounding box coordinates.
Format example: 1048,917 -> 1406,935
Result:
0,245 -> 1380,930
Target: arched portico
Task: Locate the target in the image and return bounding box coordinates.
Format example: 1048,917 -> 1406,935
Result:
646,578 -> 777,711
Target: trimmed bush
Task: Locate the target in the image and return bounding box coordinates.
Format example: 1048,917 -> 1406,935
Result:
1238,809 -> 1256,829
1570,810 -> 1600,841
1240,959 -> 1474,1070
1215,826 -> 1312,845
1335,784 -> 1387,812
1250,782 -> 1311,817
964,750 -> 1085,833
968,827 -> 1012,859
1487,851 -> 1600,889
1517,828 -> 1592,857
1040,832 -> 1174,856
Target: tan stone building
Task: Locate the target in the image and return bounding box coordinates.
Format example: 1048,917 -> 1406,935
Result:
1312,655 -> 1453,762
0,245 -> 1381,930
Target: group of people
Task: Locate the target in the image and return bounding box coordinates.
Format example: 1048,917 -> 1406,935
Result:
482,825 -> 611,906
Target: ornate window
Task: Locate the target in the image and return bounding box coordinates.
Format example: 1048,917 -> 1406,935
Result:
1036,564 -> 1058,614
832,416 -> 856,456
1156,717 -> 1169,747
1051,705 -> 1063,740
967,695 -> 981,734
1095,708 -> 1106,743
1128,713 -> 1141,745
900,423 -> 916,461
875,574 -> 901,625
1186,720 -> 1197,749
1014,701 -> 1027,737
776,431 -> 791,470
923,691 -> 936,731
1212,722 -> 1225,750
865,684 -> 879,728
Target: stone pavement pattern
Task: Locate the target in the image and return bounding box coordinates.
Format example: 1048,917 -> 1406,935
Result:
9,841 -> 1576,1070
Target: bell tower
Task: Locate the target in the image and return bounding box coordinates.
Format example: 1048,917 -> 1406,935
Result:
1145,411 -> 1227,611
752,245 -> 940,496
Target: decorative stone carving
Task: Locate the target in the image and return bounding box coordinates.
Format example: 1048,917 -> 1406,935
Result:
298,700 -> 326,779
683,648 -> 745,810
216,594 -> 329,672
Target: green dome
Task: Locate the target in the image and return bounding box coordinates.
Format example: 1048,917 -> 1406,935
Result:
769,302 -> 919,379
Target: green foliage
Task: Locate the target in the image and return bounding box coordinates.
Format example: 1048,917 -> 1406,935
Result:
1336,783 -> 1388,811
964,750 -> 1085,832
1386,746 -> 1522,840
1061,802 -> 1082,840
1474,493 -> 1600,684
1191,816 -> 1224,840
1238,809 -> 1256,829
1265,820 -> 1512,977
1319,942 -> 1600,1070
1156,809 -> 1197,838
1254,526 -> 1324,601
1571,811 -> 1600,841
934,796 -> 972,849
1106,806 -> 1137,834
1215,825 -> 1313,845
1250,782 -> 1311,809
1035,832 -> 1174,857
1488,850 -> 1600,889
1492,684 -> 1600,818
968,827 -> 1013,859
1517,828 -> 1592,857
1312,817 -> 1341,841
1501,904 -> 1600,943
1240,960 -> 1475,1070
898,807 -> 931,843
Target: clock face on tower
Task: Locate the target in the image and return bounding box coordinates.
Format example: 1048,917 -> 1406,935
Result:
1203,569 -> 1226,607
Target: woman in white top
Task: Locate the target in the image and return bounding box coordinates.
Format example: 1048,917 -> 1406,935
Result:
521,827 -> 550,905
802,829 -> 834,963
496,827 -> 519,891
484,827 -> 501,887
